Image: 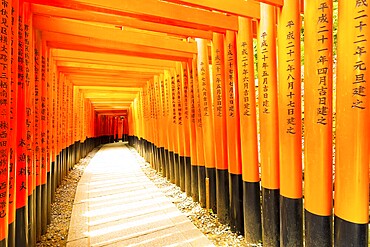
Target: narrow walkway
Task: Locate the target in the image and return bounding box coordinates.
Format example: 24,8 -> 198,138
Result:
66,142 -> 214,247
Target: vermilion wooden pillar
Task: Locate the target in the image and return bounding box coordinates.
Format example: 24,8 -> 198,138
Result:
34,29 -> 42,242
335,1 -> 369,245
0,0 -> 11,245
187,60 -> 199,202
182,62 -> 191,197
16,1 -> 29,246
169,69 -> 177,184
165,70 -> 174,182
304,0 -> 333,246
258,4 -> 280,246
24,3 -> 36,246
237,17 -> 262,244
193,55 -> 206,208
46,47 -> 53,226
211,33 -> 230,224
277,1 -> 303,246
224,30 -> 243,234
40,37 -> 48,235
158,74 -> 167,178
196,39 -> 216,212
176,63 -> 186,192
8,0 -> 19,245
51,62 -> 57,204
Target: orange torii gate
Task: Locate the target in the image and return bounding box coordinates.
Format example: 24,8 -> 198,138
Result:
0,0 -> 368,247
128,1 -> 368,247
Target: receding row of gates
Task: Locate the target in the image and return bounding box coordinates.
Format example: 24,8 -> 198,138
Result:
0,0 -> 368,247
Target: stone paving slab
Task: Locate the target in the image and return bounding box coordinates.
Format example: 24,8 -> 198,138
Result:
67,142 -> 214,247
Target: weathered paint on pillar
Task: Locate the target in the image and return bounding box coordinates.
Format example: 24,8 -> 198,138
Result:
304,1 -> 333,246
237,17 -> 262,244
258,4 -> 280,246
335,1 -> 369,245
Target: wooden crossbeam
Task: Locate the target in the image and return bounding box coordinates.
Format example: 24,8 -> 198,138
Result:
256,0 -> 283,7
83,92 -> 137,98
95,110 -> 128,114
34,16 -> 197,54
52,49 -> 176,68
76,86 -> 142,92
31,4 -> 213,39
69,76 -> 149,83
30,0 -> 238,32
73,81 -> 147,87
163,0 -> 260,19
88,99 -> 136,103
58,67 -> 157,77
56,62 -> 165,74
44,32 -> 193,61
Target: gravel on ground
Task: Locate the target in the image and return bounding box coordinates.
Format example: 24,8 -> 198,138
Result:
36,147 -> 101,247
38,144 -> 262,247
129,146 -> 262,247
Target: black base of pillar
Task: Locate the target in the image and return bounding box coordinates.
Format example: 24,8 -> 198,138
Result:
160,147 -> 166,177
157,147 -> 162,173
36,186 -> 42,241
16,206 -> 28,247
280,196 -> 303,246
305,209 -> 332,246
243,181 -> 262,244
334,215 -> 368,247
51,161 -> 56,203
191,165 -> 199,202
216,169 -> 230,224
185,157 -> 191,197
174,153 -> 180,187
206,167 -> 217,213
0,238 -> 6,247
179,156 -> 185,192
262,187 -> 280,247
41,183 -> 48,235
198,166 -> 206,208
169,151 -> 175,183
8,221 -> 15,247
47,171 -> 52,225
165,149 -> 170,181
28,194 -> 36,246
229,173 -> 243,234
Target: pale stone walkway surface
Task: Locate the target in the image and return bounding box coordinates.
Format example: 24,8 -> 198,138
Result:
67,142 -> 214,247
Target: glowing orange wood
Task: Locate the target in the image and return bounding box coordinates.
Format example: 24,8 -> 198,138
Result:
164,0 -> 260,19
277,0 -> 302,199
43,32 -> 193,61
32,4 -> 213,39
34,16 -> 197,54
56,62 -> 164,74
52,49 -> 176,68
30,0 -> 238,32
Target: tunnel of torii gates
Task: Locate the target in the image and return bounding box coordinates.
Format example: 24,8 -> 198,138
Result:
0,0 -> 368,246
